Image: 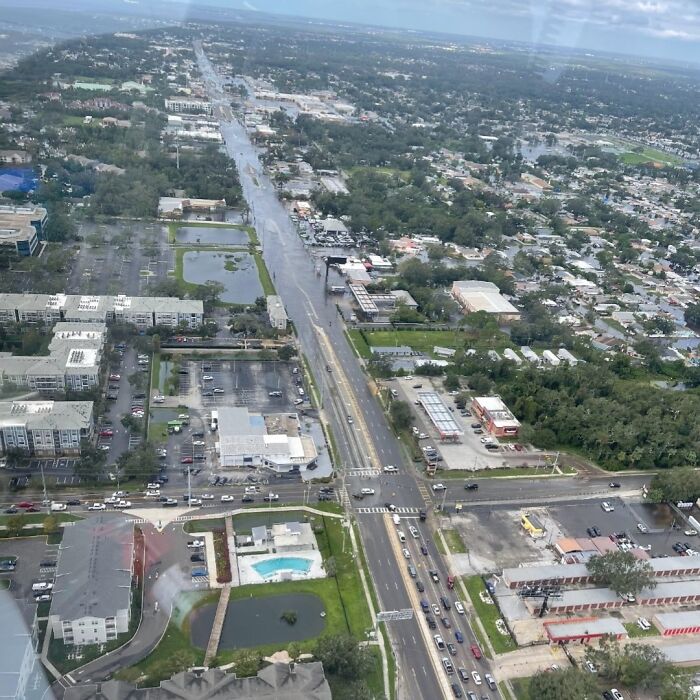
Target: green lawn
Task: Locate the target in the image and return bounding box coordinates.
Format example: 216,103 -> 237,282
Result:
346,330 -> 371,359
441,528 -> 467,553
623,621 -> 659,638
184,518 -> 225,534
620,149 -> 682,166
252,250 -> 275,296
0,512 -> 81,526
510,677 -> 531,700
463,575 -> 517,654
355,328 -> 514,357
434,465 -> 576,479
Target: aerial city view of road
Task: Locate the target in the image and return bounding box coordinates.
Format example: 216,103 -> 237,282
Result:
0,1 -> 699,699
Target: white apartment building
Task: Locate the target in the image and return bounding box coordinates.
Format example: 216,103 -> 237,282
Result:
266,295 -> 288,331
0,293 -> 204,329
0,400 -> 93,457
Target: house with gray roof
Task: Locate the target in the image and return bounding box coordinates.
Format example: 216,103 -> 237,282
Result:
49,515 -> 135,646
64,662 -> 332,700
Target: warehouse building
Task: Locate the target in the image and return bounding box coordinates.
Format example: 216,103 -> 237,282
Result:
653,610 -> 700,637
215,407 -> 318,474
0,322 -> 106,393
0,400 -> 93,457
50,515 -> 134,646
416,391 -> 462,441
544,617 -> 627,644
503,556 -> 700,589
451,280 -> 520,322
471,396 -> 520,437
0,293 -> 203,329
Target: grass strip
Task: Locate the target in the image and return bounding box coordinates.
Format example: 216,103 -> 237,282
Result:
464,575 -> 516,654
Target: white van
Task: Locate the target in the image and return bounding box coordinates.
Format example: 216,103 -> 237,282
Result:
397,530 -> 406,543
50,502 -> 67,511
392,513 -> 401,526
32,582 -> 53,592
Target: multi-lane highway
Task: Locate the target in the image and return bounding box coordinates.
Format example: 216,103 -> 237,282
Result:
194,45 -> 494,699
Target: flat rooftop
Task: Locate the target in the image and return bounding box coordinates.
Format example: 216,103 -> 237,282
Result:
417,391 -> 462,438
545,617 -> 627,639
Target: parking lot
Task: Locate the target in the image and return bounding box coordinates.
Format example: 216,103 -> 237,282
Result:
0,536 -> 59,620
550,497 -> 694,558
389,377 -> 532,471
68,222 -> 173,297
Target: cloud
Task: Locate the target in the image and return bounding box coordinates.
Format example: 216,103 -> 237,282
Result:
428,0 -> 700,42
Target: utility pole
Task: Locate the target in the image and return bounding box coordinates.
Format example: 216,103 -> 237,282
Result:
40,461 -> 48,509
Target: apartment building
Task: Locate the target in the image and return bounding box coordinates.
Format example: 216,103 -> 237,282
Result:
0,322 -> 106,393
0,400 -> 94,457
0,293 -> 204,329
164,97 -> 212,115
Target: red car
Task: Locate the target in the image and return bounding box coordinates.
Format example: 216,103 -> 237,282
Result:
17,501 -> 34,509
181,457 -> 193,464
99,429 -> 114,437
447,575 -> 455,590
470,644 -> 482,660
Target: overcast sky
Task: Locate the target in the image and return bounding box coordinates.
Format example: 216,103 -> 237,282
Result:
208,0 -> 700,64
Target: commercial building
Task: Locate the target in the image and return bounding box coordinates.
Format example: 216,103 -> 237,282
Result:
451,280 -> 520,322
471,396 -> 520,437
0,400 -> 93,457
63,662 -> 332,700
321,218 -> 348,236
0,322 -> 106,393
0,293 -> 203,329
0,150 -> 32,165
164,97 -> 212,115
266,295 -> 288,331
50,515 -> 134,646
215,407 -> 318,473
157,196 -> 226,219
503,555 -> 700,589
0,204 -> 48,257
521,513 -> 545,539
544,617 -> 627,644
653,611 -> 700,637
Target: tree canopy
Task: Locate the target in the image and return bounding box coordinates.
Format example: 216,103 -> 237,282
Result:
586,551 -> 656,598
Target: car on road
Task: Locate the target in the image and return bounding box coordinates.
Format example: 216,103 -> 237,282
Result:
637,523 -> 649,533
99,429 -> 113,437
116,500 -> 132,509
202,375 -> 214,381
458,668 -> 470,682
109,374 -> 120,381
601,501 -> 615,512
432,483 -> 447,491
409,526 -> 419,538
202,391 -> 213,396
66,499 -> 81,506
440,596 -> 451,610
4,507 -> 18,514
454,601 -> 465,615
263,493 -> 279,502
442,657 -> 454,675
201,493 -> 214,500
446,642 -> 457,656
213,388 -> 225,394
685,529 -> 698,536
145,490 -> 160,497
383,465 -> 398,473
426,615 -> 436,629
429,569 -> 439,583
434,634 -> 445,650
420,544 -> 428,555
432,603 -> 441,616
360,488 -> 375,495
188,498 -> 202,506
470,643 -> 482,659
464,482 -> 479,490
441,617 -> 451,629
293,398 -> 304,406
87,503 -> 106,511
241,495 -> 254,503
416,580 -> 425,592
609,482 -> 621,488
34,594 -> 51,602
190,554 -> 205,563
163,498 -> 178,507
454,631 -> 464,643
484,673 -> 496,690
221,495 -> 235,503
187,540 -> 204,548
181,457 -> 193,464
402,548 -> 411,559
450,683 -> 463,698
346,415 -> 354,424
471,671 -> 482,685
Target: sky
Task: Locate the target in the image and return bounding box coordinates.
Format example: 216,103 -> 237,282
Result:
196,0 -> 700,64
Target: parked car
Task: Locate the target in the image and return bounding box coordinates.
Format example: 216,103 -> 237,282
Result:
87,503 -> 106,511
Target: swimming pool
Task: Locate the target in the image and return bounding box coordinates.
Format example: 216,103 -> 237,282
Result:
252,557 -> 313,578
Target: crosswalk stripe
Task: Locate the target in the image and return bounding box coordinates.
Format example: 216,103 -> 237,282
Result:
345,469 -> 381,477
356,506 -> 421,514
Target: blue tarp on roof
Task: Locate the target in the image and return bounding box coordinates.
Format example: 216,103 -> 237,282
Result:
0,168 -> 38,193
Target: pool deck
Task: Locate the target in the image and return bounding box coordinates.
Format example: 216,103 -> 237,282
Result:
236,550 -> 325,585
